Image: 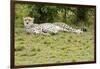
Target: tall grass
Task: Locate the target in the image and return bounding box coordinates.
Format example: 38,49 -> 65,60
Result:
15,24 -> 94,65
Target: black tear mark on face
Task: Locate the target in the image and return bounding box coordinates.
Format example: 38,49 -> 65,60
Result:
26,22 -> 29,24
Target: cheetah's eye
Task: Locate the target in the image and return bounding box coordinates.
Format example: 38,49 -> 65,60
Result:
25,19 -> 27,21
28,19 -> 31,21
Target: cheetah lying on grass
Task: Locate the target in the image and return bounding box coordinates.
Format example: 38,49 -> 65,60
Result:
23,17 -> 83,35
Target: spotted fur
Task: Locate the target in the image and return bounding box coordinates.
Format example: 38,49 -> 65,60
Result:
23,17 -> 83,35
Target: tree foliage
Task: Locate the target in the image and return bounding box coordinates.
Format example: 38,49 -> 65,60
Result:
15,3 -> 95,27
30,5 -> 58,23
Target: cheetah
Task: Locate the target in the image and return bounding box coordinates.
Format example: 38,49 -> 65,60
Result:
23,17 -> 83,35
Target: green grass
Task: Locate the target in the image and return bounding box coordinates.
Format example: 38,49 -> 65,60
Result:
15,26 -> 95,65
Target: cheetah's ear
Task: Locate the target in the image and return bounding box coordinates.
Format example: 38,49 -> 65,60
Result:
32,17 -> 35,22
33,17 -> 34,20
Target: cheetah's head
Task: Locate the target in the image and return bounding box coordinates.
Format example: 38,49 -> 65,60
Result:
23,17 -> 34,27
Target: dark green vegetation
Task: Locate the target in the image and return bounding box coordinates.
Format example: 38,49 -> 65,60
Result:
15,3 -> 95,65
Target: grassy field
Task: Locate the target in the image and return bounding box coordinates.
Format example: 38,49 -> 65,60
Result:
15,24 -> 94,65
